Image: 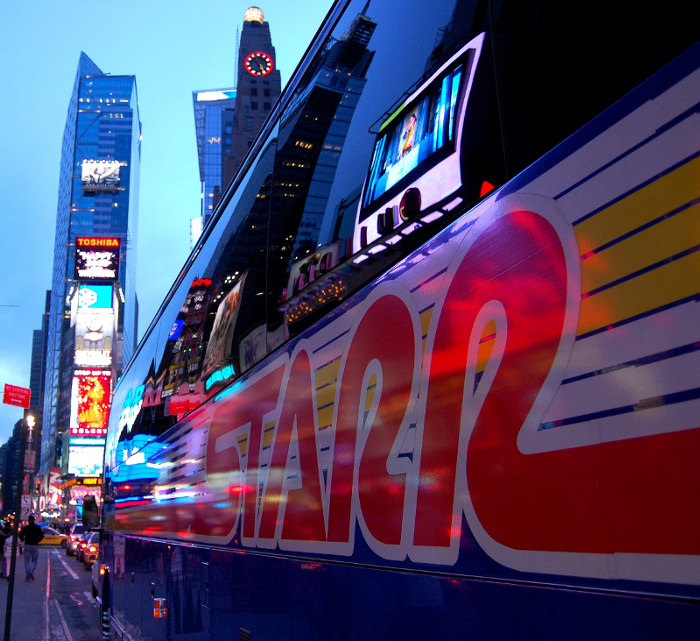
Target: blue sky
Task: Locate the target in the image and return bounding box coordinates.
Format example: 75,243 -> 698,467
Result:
0,0 -> 333,441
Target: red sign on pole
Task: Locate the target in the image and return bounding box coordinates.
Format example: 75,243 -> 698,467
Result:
3,384 -> 31,409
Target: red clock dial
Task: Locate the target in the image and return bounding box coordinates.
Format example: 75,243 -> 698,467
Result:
244,51 -> 273,77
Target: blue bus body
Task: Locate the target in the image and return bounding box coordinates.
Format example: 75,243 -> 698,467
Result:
100,2 -> 700,639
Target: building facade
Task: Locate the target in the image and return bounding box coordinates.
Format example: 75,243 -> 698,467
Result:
40,52 -> 141,515
192,88 -> 237,233
192,7 -> 281,237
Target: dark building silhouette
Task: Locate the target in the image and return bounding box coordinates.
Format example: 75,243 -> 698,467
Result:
193,7 -> 281,234
226,7 -> 282,188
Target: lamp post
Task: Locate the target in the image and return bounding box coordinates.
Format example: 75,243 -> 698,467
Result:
3,411 -> 32,641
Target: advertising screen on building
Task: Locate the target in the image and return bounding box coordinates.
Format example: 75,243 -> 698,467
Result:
77,284 -> 113,310
69,485 -> 103,505
70,369 -> 112,437
74,237 -> 120,281
74,308 -> 114,367
67,445 -> 105,478
81,160 -> 121,193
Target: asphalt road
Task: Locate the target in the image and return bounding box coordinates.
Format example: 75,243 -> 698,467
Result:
0,545 -> 102,641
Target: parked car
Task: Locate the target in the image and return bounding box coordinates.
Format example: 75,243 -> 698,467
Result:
66,524 -> 87,556
83,532 -> 100,570
39,527 -> 68,546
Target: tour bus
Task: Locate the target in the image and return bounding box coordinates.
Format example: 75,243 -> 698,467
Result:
98,1 -> 700,639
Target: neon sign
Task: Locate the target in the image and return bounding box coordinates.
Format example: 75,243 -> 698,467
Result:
77,237 -> 120,248
70,369 -> 112,436
205,364 -> 235,392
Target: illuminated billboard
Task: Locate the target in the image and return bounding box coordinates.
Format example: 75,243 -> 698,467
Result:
81,160 -> 121,193
360,61 -> 465,219
70,369 -> 112,437
74,309 -> 114,367
75,237 -> 120,281
67,445 -> 105,478
77,284 -> 113,310
201,273 -> 246,377
354,34 -> 484,251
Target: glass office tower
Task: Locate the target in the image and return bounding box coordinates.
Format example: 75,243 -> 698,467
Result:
40,53 -> 141,481
192,87 -> 237,233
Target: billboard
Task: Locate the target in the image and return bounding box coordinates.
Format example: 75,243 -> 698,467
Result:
74,308 -> 114,367
75,237 -> 120,281
67,445 -> 104,477
70,369 -> 112,437
81,160 -> 121,193
201,273 -> 246,377
77,284 -> 113,310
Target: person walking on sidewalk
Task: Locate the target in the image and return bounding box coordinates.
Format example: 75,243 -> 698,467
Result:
19,515 -> 43,581
0,521 -> 11,578
1,523 -> 12,579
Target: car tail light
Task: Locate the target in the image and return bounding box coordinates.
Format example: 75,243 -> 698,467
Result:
88,545 -> 97,553
153,598 -> 168,619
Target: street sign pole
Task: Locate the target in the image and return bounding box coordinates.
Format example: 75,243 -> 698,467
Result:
3,412 -> 29,641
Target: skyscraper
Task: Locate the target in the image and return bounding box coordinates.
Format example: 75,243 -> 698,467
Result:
40,52 -> 141,499
227,6 -> 281,184
192,87 -> 237,233
192,7 -> 281,237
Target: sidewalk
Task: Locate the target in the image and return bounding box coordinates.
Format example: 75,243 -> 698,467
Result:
0,546 -> 48,641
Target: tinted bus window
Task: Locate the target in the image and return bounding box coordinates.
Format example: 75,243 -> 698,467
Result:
107,0 -> 699,456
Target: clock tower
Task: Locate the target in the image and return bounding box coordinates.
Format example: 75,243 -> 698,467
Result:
224,6 -> 282,185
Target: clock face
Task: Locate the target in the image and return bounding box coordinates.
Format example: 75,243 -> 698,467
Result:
244,51 -> 273,77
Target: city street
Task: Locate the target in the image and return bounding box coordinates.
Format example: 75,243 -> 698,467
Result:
0,545 -> 101,641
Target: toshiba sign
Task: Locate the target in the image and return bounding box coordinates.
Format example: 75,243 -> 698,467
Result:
75,237 -> 120,281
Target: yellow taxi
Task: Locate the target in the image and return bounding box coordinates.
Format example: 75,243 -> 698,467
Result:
39,526 -> 69,546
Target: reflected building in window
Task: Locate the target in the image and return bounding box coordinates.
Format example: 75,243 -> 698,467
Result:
192,88 -> 237,236
283,9 -> 377,262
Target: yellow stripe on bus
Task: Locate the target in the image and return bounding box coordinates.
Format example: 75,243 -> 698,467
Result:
578,251 -> 700,336
262,420 -> 276,448
315,357 -> 341,388
420,307 -> 434,359
575,156 -> 700,255
581,202 -> 700,293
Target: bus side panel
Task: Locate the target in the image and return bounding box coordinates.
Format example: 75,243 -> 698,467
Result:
205,542 -> 700,641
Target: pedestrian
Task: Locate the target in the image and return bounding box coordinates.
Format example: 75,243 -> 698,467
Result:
18,514 -> 43,581
0,522 -> 10,578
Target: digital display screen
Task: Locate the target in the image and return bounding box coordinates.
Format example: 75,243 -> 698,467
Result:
81,160 -> 121,193
77,284 -> 113,310
68,445 -> 105,477
70,369 -> 112,437
168,319 -> 184,341
360,63 -> 464,221
74,240 -> 120,281
74,309 -> 114,367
